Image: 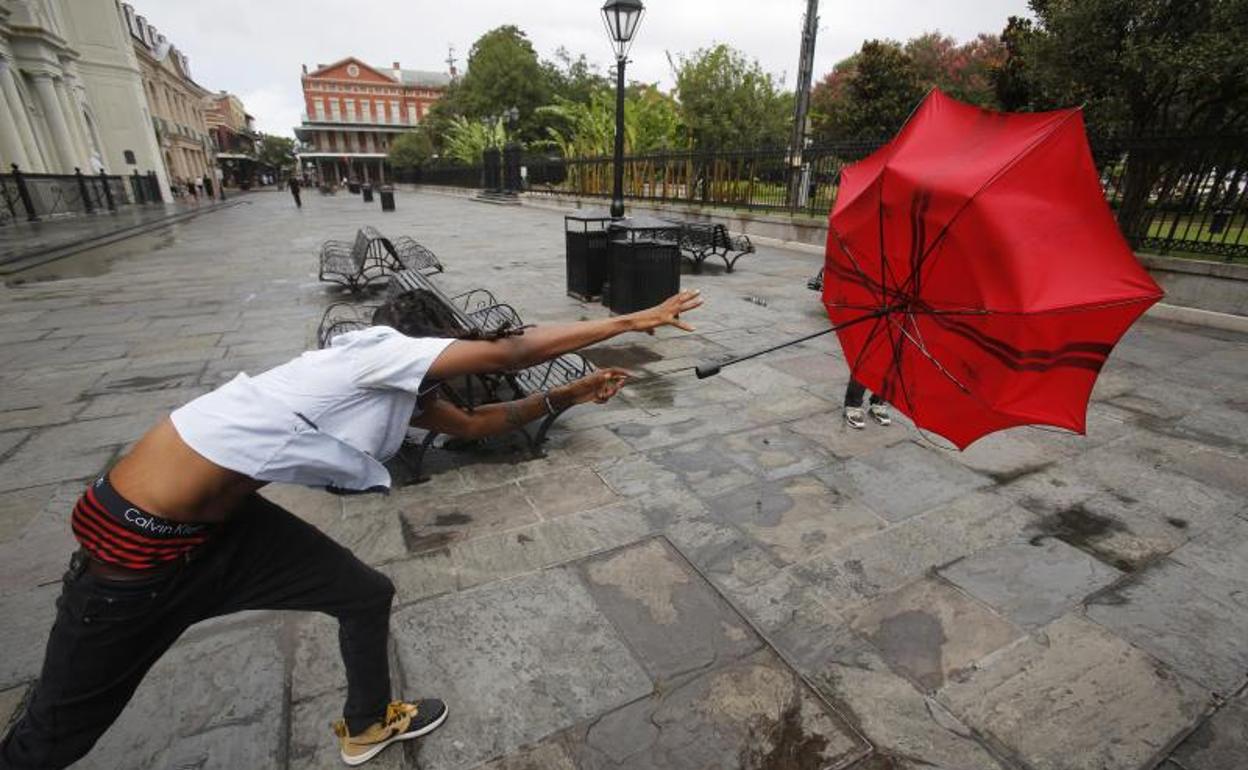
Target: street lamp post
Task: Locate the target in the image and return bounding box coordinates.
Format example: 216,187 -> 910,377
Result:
601,0 -> 644,219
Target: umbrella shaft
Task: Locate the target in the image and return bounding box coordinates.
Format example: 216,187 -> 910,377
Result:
695,311 -> 884,379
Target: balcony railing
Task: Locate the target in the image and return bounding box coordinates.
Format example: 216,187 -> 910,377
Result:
300,113 -> 416,128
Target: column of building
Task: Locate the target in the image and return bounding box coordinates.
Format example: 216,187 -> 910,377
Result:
29,70 -> 79,172
0,61 -> 31,168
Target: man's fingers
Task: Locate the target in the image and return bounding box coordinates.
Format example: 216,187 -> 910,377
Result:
672,319 -> 696,332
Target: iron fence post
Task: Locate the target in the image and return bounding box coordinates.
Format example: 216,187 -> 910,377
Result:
99,169 -> 115,211
12,163 -> 38,222
75,168 -> 94,214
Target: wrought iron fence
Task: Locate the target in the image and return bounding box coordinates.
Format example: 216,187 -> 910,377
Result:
1093,134 -> 1248,262
523,143 -> 882,218
393,164 -> 482,188
1,166 -> 145,225
405,134 -> 1248,261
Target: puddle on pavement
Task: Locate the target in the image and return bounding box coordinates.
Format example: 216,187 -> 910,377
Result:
4,227 -> 179,286
622,377 -> 676,408
582,344 -> 662,369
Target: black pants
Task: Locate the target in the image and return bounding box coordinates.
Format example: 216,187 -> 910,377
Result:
844,377 -> 884,408
291,189 -> 302,208
0,494 -> 394,770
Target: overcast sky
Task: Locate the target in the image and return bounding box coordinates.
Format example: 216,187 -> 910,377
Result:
131,0 -> 1032,137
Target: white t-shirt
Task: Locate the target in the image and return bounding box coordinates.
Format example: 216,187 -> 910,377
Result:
171,326 -> 455,492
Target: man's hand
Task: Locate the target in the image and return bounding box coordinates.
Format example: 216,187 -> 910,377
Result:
555,367 -> 631,407
628,290 -> 703,334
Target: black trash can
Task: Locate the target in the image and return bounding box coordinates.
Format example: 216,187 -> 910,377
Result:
565,213 -> 613,301
348,181 -> 361,194
379,186 -> 395,212
362,184 -> 374,203
605,219 -> 681,314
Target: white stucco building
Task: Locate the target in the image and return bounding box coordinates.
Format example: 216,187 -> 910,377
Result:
0,0 -> 186,201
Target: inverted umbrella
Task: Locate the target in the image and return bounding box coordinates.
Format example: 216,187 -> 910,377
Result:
821,90 -> 1162,448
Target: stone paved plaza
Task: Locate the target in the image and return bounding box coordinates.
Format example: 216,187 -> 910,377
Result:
0,190 -> 1246,770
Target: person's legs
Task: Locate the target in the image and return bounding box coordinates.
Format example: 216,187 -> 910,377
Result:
1,553 -> 204,769
844,378 -> 866,408
208,494 -> 395,732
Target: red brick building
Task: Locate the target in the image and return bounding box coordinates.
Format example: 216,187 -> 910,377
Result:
294,57 -> 450,184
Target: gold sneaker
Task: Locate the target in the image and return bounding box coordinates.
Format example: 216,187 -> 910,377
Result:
332,698 -> 448,766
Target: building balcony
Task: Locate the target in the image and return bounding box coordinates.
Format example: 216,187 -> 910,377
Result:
299,114 -> 419,131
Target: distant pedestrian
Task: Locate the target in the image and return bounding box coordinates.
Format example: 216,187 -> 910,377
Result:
288,176 -> 302,208
844,377 -> 890,429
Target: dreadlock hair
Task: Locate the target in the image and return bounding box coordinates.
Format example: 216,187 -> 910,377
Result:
371,288 -> 522,341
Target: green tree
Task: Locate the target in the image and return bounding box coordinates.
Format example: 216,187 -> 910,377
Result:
993,0 -> 1248,234
812,40 -> 924,142
442,115 -> 509,165
674,44 -> 792,150
256,133 -> 296,171
543,47 -> 609,105
455,25 -> 552,141
537,84 -> 684,157
992,16 -> 1037,111
904,32 -> 1004,106
997,0 -> 1248,135
387,131 -> 433,169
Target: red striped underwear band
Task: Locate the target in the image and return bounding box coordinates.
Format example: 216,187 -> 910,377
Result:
71,476 -> 218,570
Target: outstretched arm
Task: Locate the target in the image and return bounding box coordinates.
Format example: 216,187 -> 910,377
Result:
426,290 -> 702,379
412,368 -> 630,439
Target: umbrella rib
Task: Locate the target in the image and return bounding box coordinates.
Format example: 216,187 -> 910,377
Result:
845,313 -> 890,384
907,109 -> 1083,293
829,225 -> 888,305
875,173 -> 903,302
888,314 -> 973,396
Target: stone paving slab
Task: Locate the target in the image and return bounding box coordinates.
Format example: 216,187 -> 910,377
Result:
1167,695 -> 1248,770
391,567 -> 654,770
848,578 -> 1022,692
77,620 -> 286,770
818,441 -> 991,523
0,582 -> 60,690
707,474 -> 885,566
576,648 -> 864,769
580,538 -> 760,681
939,538 -> 1123,629
1086,556 -> 1248,695
799,491 -> 1036,611
938,614 -> 1209,770
0,685 -> 26,732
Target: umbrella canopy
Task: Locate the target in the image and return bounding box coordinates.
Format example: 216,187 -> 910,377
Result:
823,90 -> 1163,449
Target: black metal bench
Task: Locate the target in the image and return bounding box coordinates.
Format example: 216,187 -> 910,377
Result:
389,268 -> 524,335
317,226 -> 391,292
380,235 -> 444,275
316,271 -> 594,483
661,220 -> 755,273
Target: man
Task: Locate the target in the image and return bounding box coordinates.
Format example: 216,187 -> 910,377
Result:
288,176 -> 302,208
0,289 -> 703,768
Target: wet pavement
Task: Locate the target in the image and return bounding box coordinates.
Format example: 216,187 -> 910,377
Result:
0,196 -> 236,271
0,189 -> 1245,769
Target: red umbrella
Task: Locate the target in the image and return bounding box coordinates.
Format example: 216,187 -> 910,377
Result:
822,90 -> 1163,448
